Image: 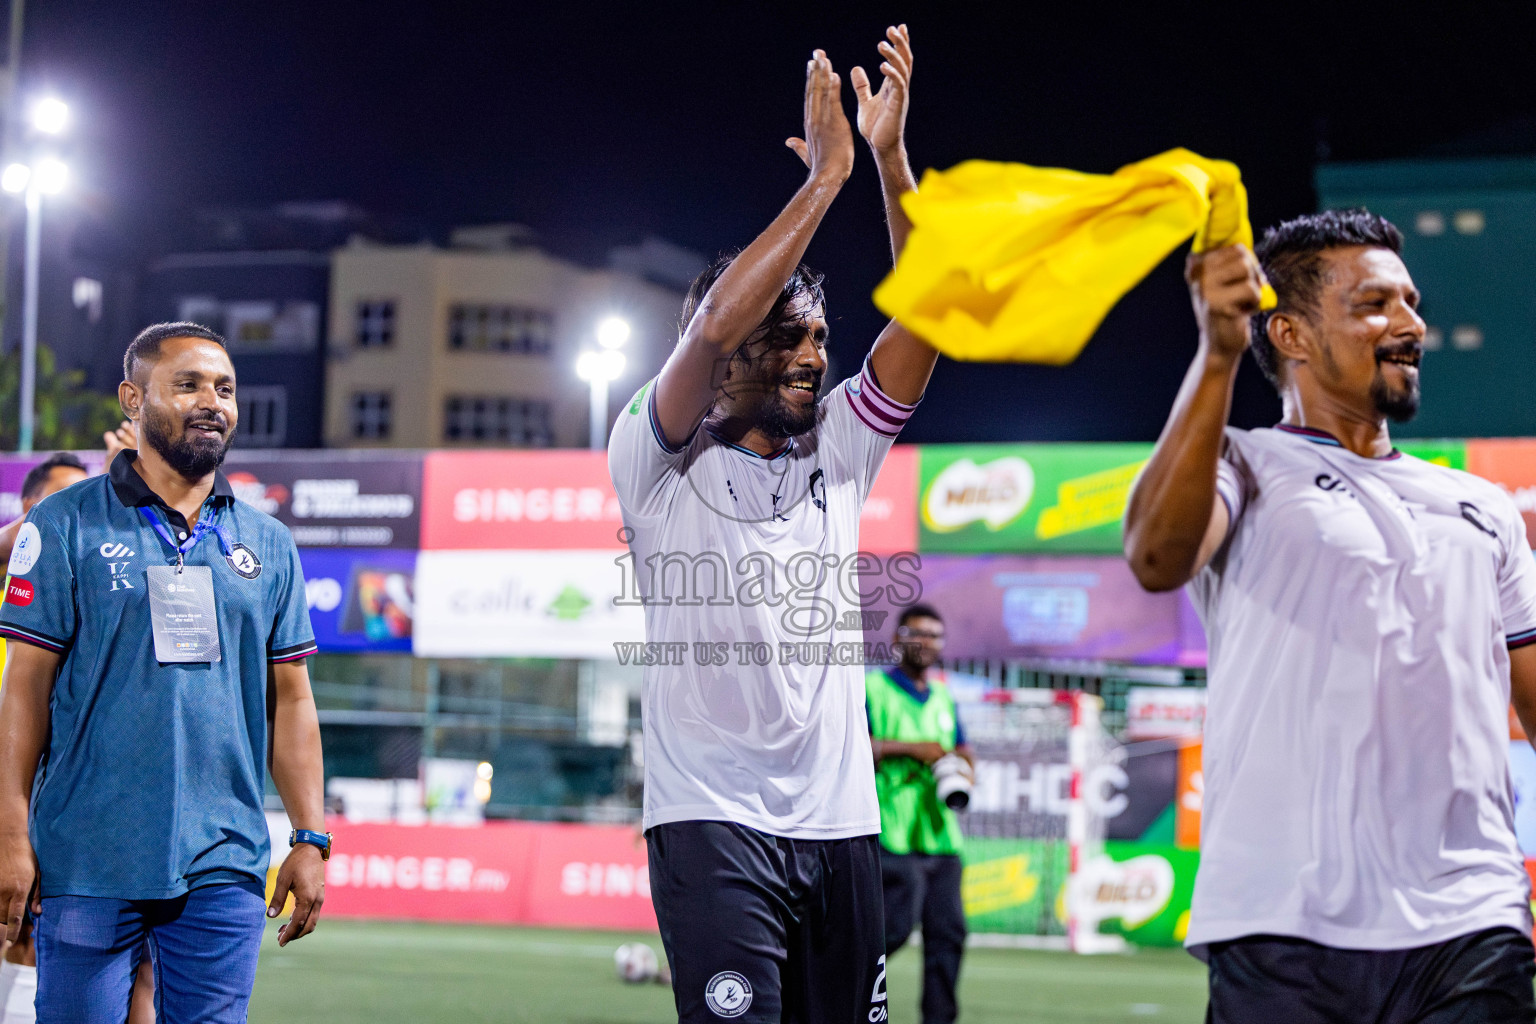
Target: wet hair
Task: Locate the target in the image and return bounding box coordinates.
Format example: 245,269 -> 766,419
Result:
123,322 -> 227,384
1249,208 -> 1404,390
898,604 -> 944,629
21,452 -> 85,502
679,251 -> 827,347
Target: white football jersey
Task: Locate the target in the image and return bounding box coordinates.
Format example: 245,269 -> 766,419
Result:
609,359 -> 916,838
1187,425 -> 1536,953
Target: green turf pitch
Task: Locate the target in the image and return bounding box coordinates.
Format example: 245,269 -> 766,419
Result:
249,920 -> 1208,1023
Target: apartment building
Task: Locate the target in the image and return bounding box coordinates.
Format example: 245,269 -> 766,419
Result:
326,226 -> 692,449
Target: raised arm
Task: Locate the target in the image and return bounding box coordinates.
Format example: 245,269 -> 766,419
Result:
1124,246 -> 1264,591
651,50 -> 855,448
0,642 -> 58,945
852,24 -> 935,406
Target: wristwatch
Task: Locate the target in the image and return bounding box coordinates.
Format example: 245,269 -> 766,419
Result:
289,828 -> 333,861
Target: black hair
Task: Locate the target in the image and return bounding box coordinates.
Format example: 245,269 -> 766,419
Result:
898,604 -> 944,628
679,251 -> 827,347
21,452 -> 85,502
1249,208 -> 1404,390
123,322 -> 227,384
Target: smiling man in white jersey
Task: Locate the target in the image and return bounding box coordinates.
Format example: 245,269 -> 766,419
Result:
609,27 -> 935,1024
1124,209 -> 1536,1023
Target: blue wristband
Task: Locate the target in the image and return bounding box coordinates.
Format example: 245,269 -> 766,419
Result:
289,828 -> 332,860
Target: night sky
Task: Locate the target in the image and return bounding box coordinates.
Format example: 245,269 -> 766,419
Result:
22,2 -> 1536,443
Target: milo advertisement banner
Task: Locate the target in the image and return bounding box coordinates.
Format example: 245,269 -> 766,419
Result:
919,444 -> 1152,554
1076,843 -> 1198,947
960,840 -> 1198,947
919,440 -> 1467,554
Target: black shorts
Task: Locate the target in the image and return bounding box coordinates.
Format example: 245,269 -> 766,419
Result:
1206,927 -> 1536,1024
647,821 -> 887,1024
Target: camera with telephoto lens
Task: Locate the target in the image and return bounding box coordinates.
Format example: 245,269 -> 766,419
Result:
932,753 -> 972,810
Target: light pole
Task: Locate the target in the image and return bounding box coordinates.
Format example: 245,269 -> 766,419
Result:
576,316 -> 630,451
4,96 -> 69,454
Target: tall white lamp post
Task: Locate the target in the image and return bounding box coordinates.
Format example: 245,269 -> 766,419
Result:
576,316 -> 630,451
4,96 -> 69,454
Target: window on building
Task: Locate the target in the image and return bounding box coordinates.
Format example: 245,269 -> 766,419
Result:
352,392 -> 393,440
443,396 -> 553,446
237,385 -> 287,448
446,304 -> 553,354
356,300 -> 396,349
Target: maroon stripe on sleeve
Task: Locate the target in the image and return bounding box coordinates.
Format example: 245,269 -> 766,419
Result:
843,389 -> 900,438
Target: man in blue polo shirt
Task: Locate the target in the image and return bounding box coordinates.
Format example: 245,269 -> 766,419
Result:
0,322 -> 327,1023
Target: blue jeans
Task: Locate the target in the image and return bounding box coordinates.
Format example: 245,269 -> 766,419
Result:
33,881 -> 266,1024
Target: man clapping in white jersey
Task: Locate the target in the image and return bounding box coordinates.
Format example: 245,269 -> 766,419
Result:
1125,209 -> 1536,1023
608,26 -> 937,1024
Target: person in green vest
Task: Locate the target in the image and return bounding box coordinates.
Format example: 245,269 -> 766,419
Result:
867,604 -> 974,1024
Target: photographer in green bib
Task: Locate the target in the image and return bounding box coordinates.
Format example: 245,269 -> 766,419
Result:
867,604 -> 974,1024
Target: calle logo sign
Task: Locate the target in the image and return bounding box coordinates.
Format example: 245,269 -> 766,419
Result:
922,457 -> 1034,533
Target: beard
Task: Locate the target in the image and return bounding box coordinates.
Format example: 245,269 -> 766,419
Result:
142,403 -> 233,478
756,391 -> 819,438
720,362 -> 822,439
1370,369 -> 1420,422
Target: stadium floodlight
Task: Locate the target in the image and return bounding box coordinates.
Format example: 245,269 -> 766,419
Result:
474,762 -> 493,804
30,97 -> 68,136
6,146 -> 72,453
33,158 -> 67,195
576,346 -> 626,450
596,315 -> 631,350
1,164 -> 29,194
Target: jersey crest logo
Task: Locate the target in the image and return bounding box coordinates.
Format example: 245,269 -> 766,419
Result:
704,972 -> 752,1018
226,544 -> 262,579
809,468 -> 826,512
1459,501 -> 1498,539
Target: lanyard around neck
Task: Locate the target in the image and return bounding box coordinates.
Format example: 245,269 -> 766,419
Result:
139,505 -> 232,572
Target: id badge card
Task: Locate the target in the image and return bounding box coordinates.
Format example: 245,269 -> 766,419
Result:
146,565 -> 222,663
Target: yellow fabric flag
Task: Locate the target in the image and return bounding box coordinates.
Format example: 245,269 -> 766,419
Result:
874,148 -> 1277,365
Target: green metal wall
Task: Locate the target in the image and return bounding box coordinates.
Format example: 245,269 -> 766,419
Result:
1316,157 -> 1536,438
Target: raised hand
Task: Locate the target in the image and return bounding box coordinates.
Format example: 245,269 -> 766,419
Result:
103,419 -> 136,465
851,24 -> 912,157
785,49 -> 855,183
1187,246 -> 1266,360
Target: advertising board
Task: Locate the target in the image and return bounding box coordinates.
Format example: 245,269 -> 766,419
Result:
223,451 -> 422,548
317,820 -> 656,931
919,444 -> 1152,554
413,549 -> 644,658
1467,440 -> 1536,542
298,548 -> 415,653
861,554 -> 1183,664
420,446 -> 918,553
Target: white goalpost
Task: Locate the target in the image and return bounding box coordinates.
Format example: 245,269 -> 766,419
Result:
956,688 -> 1126,954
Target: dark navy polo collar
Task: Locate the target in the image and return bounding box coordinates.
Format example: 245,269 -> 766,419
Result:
109,450 -> 234,511
109,451 -> 237,539
885,666 -> 933,705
